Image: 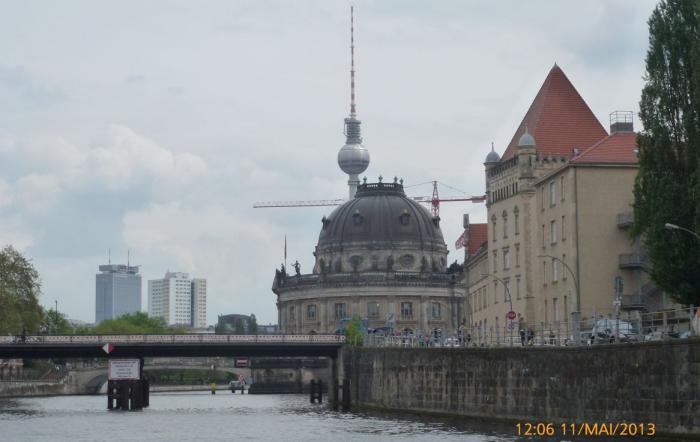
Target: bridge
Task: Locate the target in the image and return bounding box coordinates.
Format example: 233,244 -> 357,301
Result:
0,334 -> 345,359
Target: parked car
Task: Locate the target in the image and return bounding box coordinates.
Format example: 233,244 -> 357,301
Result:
590,318 -> 639,343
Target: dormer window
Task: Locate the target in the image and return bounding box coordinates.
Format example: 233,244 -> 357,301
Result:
399,210 -> 410,225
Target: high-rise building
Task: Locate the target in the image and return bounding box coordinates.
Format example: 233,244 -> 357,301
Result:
148,272 -> 207,328
95,264 -> 142,324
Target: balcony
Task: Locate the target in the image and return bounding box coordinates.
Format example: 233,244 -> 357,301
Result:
619,253 -> 649,269
617,212 -> 633,229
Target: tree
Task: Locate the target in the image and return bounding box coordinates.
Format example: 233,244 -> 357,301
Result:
249,314 -> 258,334
40,309 -> 74,335
632,0 -> 700,306
0,246 -> 44,334
93,312 -> 177,334
344,316 -> 364,347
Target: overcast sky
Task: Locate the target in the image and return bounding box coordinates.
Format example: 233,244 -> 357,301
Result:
0,0 -> 658,325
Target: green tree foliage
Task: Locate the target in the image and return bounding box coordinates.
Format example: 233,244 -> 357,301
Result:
249,314 -> 258,334
93,312 -> 186,334
633,0 -> 700,306
0,246 -> 44,334
233,317 -> 245,335
344,316 -> 364,347
40,309 -> 74,335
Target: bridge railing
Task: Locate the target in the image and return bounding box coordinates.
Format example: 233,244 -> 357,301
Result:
0,334 -> 345,345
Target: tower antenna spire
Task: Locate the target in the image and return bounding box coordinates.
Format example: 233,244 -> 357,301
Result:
338,5 -> 369,199
350,5 -> 356,117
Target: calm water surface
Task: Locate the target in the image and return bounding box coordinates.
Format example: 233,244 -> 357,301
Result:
0,393 -> 516,442
0,393 -> 655,442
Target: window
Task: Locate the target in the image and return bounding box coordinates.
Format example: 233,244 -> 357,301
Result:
400,302 -> 413,319
543,261 -> 547,285
561,215 -> 566,240
493,250 -> 498,273
502,211 -> 508,238
550,220 -> 557,244
367,302 -> 379,318
540,187 -> 545,210
334,303 -> 346,320
515,244 -> 520,267
516,276 -> 521,300
289,305 -> 295,321
553,298 -> 560,321
494,281 -> 499,304
550,181 -> 556,206
503,248 -> 511,270
514,208 -> 520,235
542,224 -> 546,248
563,295 -> 568,321
560,176 -> 565,201
552,259 -> 558,282
491,215 -> 497,241
544,300 -> 548,323
504,280 -> 511,303
431,302 -> 441,319
306,304 -> 317,320
562,254 -> 567,280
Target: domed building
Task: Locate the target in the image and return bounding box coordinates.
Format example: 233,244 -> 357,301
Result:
273,178 -> 464,334
272,10 -> 464,334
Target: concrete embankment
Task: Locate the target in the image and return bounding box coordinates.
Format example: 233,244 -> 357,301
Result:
345,339 -> 700,437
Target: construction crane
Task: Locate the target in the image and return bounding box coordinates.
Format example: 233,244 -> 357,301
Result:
253,181 -> 485,216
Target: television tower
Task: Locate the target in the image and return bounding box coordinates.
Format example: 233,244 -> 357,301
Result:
337,6 -> 370,199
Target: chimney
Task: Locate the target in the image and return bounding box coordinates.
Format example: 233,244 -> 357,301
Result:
609,111 -> 634,134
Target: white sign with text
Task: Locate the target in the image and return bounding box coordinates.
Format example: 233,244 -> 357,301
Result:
108,359 -> 140,380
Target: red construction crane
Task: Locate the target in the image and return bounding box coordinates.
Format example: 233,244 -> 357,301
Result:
253,181 -> 485,215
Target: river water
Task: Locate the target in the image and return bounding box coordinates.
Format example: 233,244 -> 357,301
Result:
0,393 -> 659,442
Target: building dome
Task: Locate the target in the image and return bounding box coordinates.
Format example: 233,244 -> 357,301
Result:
337,142 -> 370,175
485,143 -> 501,163
518,127 -> 536,147
314,180 -> 447,273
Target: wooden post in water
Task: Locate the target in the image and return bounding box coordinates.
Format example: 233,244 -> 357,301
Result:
341,378 -> 350,411
330,357 -> 339,410
309,379 -> 323,403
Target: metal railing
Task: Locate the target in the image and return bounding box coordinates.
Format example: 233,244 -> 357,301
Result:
364,307 -> 698,348
619,253 -> 649,268
0,334 -> 345,345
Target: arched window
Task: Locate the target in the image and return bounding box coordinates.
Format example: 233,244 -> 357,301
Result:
502,210 -> 508,238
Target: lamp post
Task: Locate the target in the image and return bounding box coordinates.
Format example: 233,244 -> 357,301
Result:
664,223 -> 700,241
481,273 -> 514,345
538,254 -> 581,346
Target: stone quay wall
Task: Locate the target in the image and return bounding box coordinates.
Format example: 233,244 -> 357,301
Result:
345,339 -> 700,436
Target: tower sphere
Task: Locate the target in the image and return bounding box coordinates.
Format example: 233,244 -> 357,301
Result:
485,149 -> 500,163
338,142 -> 370,175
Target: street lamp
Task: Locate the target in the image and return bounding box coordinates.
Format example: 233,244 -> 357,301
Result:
538,254 -> 581,346
481,273 -> 514,345
664,223 -> 700,241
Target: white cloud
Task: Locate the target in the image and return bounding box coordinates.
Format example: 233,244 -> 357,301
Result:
123,202 -> 282,323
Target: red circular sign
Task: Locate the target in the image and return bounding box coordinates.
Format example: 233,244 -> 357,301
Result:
506,311 -> 516,321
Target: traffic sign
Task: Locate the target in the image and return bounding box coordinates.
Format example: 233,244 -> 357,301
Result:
102,343 -> 114,354
506,311 -> 516,321
507,321 -> 515,331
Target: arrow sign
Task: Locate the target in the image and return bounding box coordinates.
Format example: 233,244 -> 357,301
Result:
102,343 -> 114,354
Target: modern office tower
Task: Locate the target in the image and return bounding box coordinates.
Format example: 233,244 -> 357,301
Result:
95,264 -> 142,324
148,272 -> 207,328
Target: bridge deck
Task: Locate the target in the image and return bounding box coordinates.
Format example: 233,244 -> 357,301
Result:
0,335 -> 345,359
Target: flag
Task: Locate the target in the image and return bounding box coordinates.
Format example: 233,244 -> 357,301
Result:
454,232 -> 465,249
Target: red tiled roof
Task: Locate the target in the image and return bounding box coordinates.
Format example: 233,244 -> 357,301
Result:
467,223 -> 488,257
571,131 -> 638,164
501,64 -> 608,161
